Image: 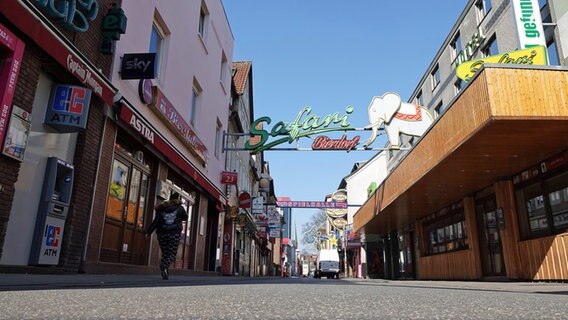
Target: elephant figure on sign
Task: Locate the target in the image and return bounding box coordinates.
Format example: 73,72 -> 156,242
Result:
363,92 -> 434,149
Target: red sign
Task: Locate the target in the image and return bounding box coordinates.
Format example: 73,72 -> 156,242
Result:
312,134 -> 360,151
275,201 -> 347,209
0,22 -> 24,148
221,171 -> 238,185
146,85 -> 208,163
0,2 -> 116,105
238,192 -> 251,209
120,105 -> 224,201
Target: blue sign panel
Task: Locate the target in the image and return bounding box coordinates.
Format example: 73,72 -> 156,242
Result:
44,85 -> 92,132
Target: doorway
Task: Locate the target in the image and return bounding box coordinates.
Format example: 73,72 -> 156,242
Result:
100,154 -> 151,265
475,195 -> 506,276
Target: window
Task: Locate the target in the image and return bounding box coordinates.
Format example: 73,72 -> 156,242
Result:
454,78 -> 464,95
482,35 -> 498,57
430,64 -> 440,90
215,120 -> 222,159
220,51 -> 228,83
422,202 -> 468,256
198,3 -> 208,38
475,0 -> 491,23
149,24 -> 164,78
515,161 -> 568,239
190,81 -> 202,127
416,90 -> 424,107
538,0 -> 548,9
547,40 -> 560,66
435,100 -> 445,116
451,32 -> 463,62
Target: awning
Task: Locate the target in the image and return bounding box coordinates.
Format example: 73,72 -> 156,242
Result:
354,65 -> 568,235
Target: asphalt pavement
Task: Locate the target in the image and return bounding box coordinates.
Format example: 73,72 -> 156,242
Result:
0,272 -> 567,294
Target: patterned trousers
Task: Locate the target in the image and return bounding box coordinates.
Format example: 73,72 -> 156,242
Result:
157,232 -> 180,270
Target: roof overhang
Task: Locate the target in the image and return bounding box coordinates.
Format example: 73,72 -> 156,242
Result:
354,65 -> 568,235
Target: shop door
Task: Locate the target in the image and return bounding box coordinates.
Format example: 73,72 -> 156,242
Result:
397,231 -> 415,279
172,194 -> 195,270
476,196 -> 506,276
100,157 -> 150,265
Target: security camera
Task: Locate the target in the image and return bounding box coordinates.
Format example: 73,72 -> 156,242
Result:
113,92 -> 123,103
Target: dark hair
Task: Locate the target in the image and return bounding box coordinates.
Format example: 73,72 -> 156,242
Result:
170,192 -> 180,200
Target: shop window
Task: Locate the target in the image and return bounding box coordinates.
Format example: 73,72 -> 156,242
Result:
422,202 -> 468,256
515,166 -> 568,239
538,0 -> 548,8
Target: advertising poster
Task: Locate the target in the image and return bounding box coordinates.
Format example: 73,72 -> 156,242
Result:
2,105 -> 31,161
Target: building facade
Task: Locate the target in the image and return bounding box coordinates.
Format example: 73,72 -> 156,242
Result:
87,0 -> 233,274
354,0 -> 568,281
222,60 -> 269,277
0,0 -> 234,275
0,0 -> 117,271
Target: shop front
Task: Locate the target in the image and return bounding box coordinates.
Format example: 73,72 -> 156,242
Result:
84,101 -> 225,273
354,66 -> 568,281
0,1 -> 117,271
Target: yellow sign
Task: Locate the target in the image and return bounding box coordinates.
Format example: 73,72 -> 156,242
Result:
456,46 -> 547,81
329,237 -> 338,247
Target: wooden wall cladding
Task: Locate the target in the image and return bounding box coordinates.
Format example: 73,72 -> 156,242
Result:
485,67 -> 568,118
418,249 -> 479,280
518,233 -> 568,280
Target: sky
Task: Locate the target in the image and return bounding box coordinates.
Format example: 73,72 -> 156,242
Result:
222,1 -> 468,250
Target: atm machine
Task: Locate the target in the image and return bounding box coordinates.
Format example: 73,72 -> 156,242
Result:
29,157 -> 74,265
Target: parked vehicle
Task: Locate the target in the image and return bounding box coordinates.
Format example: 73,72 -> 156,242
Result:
314,249 -> 340,279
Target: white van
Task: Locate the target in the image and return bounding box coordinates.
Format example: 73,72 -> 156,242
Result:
314,249 -> 340,279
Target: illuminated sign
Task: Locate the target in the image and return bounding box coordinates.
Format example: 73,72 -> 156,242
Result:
512,0 -> 546,49
32,0 -> 99,32
452,27 -> 486,69
0,22 -> 25,150
312,134 -> 360,152
120,53 -> 156,80
44,85 -> 92,132
244,92 -> 434,152
456,46 -> 547,81
275,201 -> 347,209
246,106 -> 354,153
101,5 -> 127,54
140,80 -> 208,163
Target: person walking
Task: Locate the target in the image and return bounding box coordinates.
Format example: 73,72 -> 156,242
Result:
146,191 -> 188,280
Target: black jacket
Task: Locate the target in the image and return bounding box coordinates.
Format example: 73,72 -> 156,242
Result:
146,199 -> 189,235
